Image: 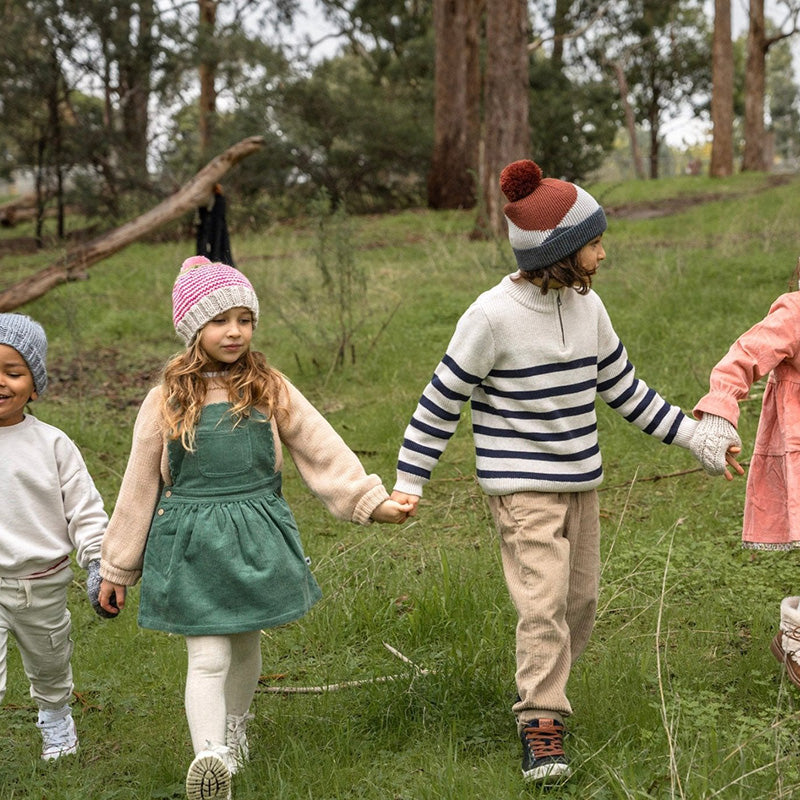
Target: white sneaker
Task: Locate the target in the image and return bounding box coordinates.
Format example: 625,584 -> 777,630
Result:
225,712 -> 254,774
185,746 -> 232,800
37,707 -> 78,761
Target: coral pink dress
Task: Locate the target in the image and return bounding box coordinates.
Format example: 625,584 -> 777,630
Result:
694,292 -> 800,549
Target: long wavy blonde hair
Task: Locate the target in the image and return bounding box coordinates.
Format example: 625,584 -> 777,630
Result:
159,336 -> 288,451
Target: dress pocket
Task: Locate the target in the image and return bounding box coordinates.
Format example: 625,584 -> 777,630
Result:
195,427 -> 254,477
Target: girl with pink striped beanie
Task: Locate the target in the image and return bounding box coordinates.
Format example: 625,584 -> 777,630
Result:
96,255 -> 412,800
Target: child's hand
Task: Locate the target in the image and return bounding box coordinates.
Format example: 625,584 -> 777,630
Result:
87,560 -> 118,619
371,498 -> 415,524
390,490 -> 420,517
723,445 -> 746,481
98,579 -> 126,616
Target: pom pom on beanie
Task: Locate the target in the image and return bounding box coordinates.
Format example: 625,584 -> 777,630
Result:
500,159 -> 606,272
0,313 -> 47,395
499,159 -> 543,202
172,256 -> 259,345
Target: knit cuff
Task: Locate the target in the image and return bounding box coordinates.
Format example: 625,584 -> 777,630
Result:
393,473 -> 427,498
99,559 -> 142,586
352,482 -> 390,526
669,415 -> 698,449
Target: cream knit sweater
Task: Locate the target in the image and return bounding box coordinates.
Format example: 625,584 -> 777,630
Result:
101,377 -> 389,585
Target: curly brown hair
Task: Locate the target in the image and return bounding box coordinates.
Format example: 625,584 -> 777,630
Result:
519,252 -> 594,295
159,337 -> 288,451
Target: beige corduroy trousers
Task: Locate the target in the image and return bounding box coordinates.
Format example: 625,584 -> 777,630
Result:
487,489 -> 600,724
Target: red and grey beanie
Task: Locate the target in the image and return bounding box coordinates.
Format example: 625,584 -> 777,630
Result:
500,159 -> 607,272
172,256 -> 259,344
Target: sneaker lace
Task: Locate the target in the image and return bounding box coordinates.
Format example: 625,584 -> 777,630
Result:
784,625 -> 800,644
40,717 -> 75,750
226,712 -> 253,747
522,723 -> 565,759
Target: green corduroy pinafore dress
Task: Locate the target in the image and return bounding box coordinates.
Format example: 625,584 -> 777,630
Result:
138,403 -> 322,636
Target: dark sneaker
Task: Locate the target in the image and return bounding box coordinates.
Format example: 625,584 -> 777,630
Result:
519,718 -> 571,782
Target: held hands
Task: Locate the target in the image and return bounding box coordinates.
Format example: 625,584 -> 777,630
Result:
689,413 -> 746,481
371,496 -> 416,523
86,560 -> 119,619
97,577 -> 126,617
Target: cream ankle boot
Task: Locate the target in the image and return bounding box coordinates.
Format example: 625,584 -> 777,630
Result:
770,596 -> 800,689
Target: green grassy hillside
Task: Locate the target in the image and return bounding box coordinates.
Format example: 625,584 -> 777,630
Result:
2,172 -> 800,798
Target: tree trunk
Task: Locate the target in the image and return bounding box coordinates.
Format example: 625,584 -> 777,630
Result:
198,0 -> 219,161
0,137 -> 265,312
742,0 -> 768,171
648,115 -> 660,179
612,60 -> 646,180
427,0 -> 481,209
551,0 -> 572,68
118,0 -> 155,178
476,0 -> 530,238
710,0 -> 735,177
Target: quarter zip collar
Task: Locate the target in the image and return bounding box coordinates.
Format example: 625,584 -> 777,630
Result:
502,272 -> 564,312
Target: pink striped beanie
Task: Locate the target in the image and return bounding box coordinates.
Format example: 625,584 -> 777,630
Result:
500,159 -> 606,272
172,256 -> 259,344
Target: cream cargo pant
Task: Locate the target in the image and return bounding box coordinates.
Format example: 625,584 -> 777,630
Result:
487,490 -> 600,724
0,567 -> 74,709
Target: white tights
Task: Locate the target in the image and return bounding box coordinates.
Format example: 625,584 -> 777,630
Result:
184,631 -> 262,754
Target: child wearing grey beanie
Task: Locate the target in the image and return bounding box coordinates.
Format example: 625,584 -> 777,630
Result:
0,313 -> 109,761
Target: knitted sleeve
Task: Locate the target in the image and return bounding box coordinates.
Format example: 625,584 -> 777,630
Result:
394,303 -> 495,496
694,292 -> 800,426
594,298 -> 696,447
100,387 -> 165,585
276,380 -> 389,525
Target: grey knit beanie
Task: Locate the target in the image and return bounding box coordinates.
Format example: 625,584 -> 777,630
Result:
0,313 -> 48,395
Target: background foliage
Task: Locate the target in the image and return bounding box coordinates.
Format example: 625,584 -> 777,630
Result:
2,0 -> 799,232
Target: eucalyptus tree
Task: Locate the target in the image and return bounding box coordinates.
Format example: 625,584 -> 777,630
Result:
710,0 -> 735,177
0,0 -> 87,241
741,0 -> 800,171
586,0 -> 712,178
766,33 -> 800,165
427,0 -> 481,210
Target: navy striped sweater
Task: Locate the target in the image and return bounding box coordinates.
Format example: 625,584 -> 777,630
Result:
394,274 -> 697,496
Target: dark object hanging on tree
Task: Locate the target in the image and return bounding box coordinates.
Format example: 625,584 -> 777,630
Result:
196,183 -> 234,266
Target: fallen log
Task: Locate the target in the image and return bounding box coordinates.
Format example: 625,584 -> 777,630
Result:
0,136 -> 265,311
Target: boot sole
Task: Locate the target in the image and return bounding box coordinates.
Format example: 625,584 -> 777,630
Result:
185,751 -> 231,800
522,761 -> 572,783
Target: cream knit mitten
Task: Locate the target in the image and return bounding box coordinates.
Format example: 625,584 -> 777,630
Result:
688,413 -> 741,476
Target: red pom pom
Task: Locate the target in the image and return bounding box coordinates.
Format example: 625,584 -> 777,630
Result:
499,160 -> 543,202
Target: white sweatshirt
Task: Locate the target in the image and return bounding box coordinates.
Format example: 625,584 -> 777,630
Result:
0,414 -> 107,579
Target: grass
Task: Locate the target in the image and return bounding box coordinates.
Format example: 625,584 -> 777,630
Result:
2,172 -> 800,798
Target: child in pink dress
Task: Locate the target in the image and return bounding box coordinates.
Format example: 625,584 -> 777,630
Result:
693,264 -> 800,687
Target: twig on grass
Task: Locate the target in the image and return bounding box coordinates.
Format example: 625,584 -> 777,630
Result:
600,461 -> 751,492
255,642 -> 433,695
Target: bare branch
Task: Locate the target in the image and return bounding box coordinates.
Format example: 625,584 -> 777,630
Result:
529,2 -> 610,52
0,136 -> 265,311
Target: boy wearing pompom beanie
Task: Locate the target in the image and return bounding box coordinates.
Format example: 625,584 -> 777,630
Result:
0,313 -> 108,762
391,160 -> 741,783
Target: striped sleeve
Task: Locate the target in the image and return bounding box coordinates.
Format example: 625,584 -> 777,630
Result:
596,307 -> 695,447
395,305 -> 494,495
